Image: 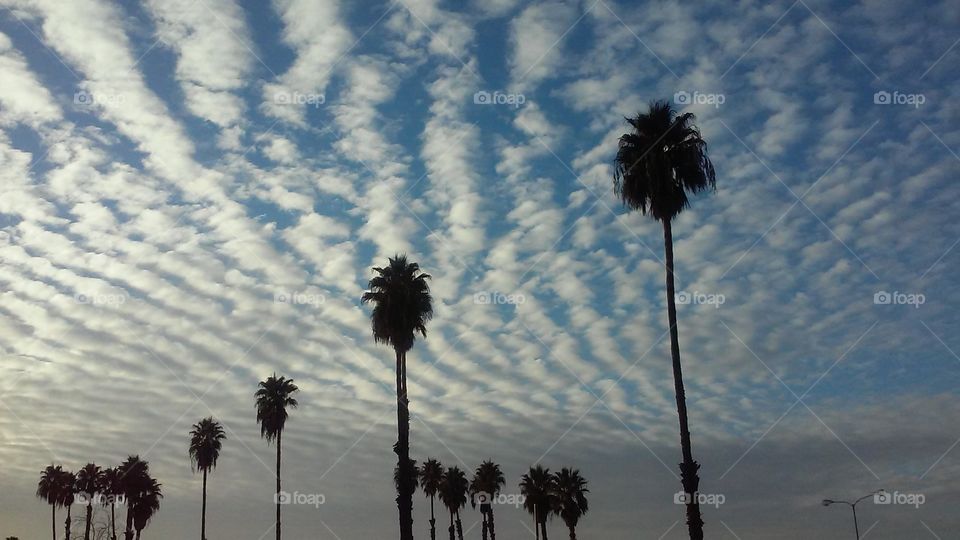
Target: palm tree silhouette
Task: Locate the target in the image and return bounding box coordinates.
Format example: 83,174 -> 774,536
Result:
361,254 -> 434,540
438,467 -> 468,540
76,463 -> 104,540
117,456 -> 150,540
61,470 -> 77,540
419,458 -> 444,540
470,460 -> 506,540
613,100 -> 716,540
131,477 -> 162,540
552,468 -> 588,540
520,465 -> 555,540
189,417 -> 226,540
255,374 -> 299,540
37,464 -> 64,540
98,467 -> 122,540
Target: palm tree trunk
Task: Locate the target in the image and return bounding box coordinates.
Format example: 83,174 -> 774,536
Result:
540,519 -> 548,540
65,505 -> 72,540
488,507 -> 496,540
663,219 -> 703,540
124,503 -> 134,540
135,530 -> 141,540
534,513 -> 539,540
455,511 -> 463,540
84,500 -> 93,540
111,503 -> 117,540
568,525 -> 576,540
201,468 -> 208,540
481,509 -> 488,540
51,504 -> 56,540
395,348 -> 414,540
429,494 -> 436,540
448,510 -> 455,540
276,431 -> 282,540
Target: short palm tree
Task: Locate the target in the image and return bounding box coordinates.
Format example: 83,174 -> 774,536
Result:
117,456 -> 150,540
98,467 -> 122,540
37,464 -> 64,540
520,465 -> 555,540
438,467 -> 468,540
470,461 -> 506,540
255,374 -> 299,540
419,458 -> 444,540
552,468 -> 589,540
60,470 -> 77,540
189,417 -> 226,540
613,100 -> 715,540
75,463 -> 104,540
131,477 -> 162,540
361,254 -> 433,540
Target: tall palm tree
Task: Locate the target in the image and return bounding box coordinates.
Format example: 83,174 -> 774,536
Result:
117,456 -> 150,540
76,463 -> 104,540
189,417 -> 226,540
419,458 -> 444,540
37,465 -> 64,540
361,254 -> 434,540
59,470 -> 77,540
131,477 -> 162,540
438,467 -> 468,540
520,465 -> 555,540
613,100 -> 715,540
552,468 -> 588,540
98,467 -> 122,540
255,374 -> 299,540
470,460 -> 506,540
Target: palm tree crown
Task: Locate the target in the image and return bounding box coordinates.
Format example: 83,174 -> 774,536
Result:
360,254 -> 434,354
471,460 -> 506,506
255,374 -> 299,442
189,417 -> 227,472
75,463 -> 103,501
553,468 -> 589,532
520,465 -> 556,531
131,477 -> 162,534
419,458 -> 444,499
37,465 -> 63,505
613,100 -> 716,222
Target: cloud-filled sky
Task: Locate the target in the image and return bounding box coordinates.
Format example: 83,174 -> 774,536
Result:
1,0 -> 958,538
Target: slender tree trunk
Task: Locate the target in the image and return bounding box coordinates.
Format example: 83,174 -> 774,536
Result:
534,513 -> 539,540
663,219 -> 703,540
111,503 -> 117,540
395,348 -> 414,540
65,505 -> 72,540
540,519 -> 548,540
455,511 -> 463,540
201,468 -> 208,540
84,500 -> 93,540
568,524 -> 576,540
135,530 -> 141,540
429,495 -> 436,540
51,504 -> 57,540
448,510 -> 455,540
481,508 -> 488,540
488,507 -> 496,540
124,503 -> 134,540
276,431 -> 282,540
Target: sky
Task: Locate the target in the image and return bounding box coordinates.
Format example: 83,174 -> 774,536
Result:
0,0 -> 958,538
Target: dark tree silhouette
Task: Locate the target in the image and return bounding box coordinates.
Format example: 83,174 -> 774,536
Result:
613,100 -> 716,540
552,468 -> 589,540
131,477 -> 162,540
61,470 -> 77,540
189,417 -> 226,540
98,467 -> 122,540
255,374 -> 299,540
76,463 -> 104,540
419,458 -> 444,540
438,467 -> 468,540
361,254 -> 433,540
37,464 -> 65,540
470,460 -> 506,540
520,465 -> 555,540
118,456 -> 150,540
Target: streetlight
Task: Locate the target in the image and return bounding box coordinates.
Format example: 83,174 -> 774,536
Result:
822,490 -> 884,540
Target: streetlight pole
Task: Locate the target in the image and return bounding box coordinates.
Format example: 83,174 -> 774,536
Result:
822,491 -> 883,540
